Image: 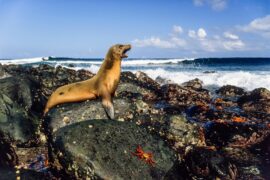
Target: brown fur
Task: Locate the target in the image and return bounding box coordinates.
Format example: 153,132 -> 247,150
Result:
43,44 -> 131,118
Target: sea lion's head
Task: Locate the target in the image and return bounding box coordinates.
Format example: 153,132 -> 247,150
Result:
108,44 -> 132,60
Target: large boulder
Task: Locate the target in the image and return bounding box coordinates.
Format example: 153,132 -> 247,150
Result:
182,78 -> 203,90
238,88 -> 270,114
37,65 -> 94,97
0,76 -> 43,146
3,64 -> 94,99
0,64 -> 10,78
0,92 -> 39,146
46,98 -> 133,133
216,85 -> 246,97
45,94 -> 205,151
0,76 -> 38,111
51,120 -> 177,179
134,71 -> 160,90
120,71 -> 161,101
160,84 -> 210,113
155,76 -> 173,85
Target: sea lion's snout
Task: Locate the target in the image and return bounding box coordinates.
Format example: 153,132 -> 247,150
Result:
121,44 -> 131,58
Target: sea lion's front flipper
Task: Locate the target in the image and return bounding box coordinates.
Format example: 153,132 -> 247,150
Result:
102,97 -> 114,119
103,103 -> 114,119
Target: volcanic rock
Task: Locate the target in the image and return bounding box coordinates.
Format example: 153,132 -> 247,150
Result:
51,120 -> 177,179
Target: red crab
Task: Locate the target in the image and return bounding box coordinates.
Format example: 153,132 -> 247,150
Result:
232,116 -> 246,123
132,145 -> 155,166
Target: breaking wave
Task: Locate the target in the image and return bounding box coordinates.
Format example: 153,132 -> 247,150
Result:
142,68 -> 270,91
1,56 -> 270,91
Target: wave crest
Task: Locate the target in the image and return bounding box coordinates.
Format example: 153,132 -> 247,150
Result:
142,69 -> 270,91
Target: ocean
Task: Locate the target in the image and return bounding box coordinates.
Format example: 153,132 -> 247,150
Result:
1,57 -> 270,91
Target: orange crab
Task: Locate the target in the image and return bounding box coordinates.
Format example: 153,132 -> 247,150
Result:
232,116 -> 246,123
132,145 -> 155,166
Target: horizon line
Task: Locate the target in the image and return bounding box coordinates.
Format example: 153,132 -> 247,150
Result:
1,56 -> 270,60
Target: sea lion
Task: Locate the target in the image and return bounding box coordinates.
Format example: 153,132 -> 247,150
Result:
43,44 -> 131,119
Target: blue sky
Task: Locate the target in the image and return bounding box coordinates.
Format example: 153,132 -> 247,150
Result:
0,0 -> 270,58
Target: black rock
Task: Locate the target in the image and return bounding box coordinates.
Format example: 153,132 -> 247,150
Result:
164,115 -> 205,149
4,64 -> 94,99
51,120 -> 177,179
216,85 -> 246,97
0,130 -> 18,167
0,64 -> 8,77
0,91 -> 40,146
0,76 -> 39,111
222,147 -> 267,179
160,83 -> 210,112
182,78 -> 203,90
184,147 -> 237,179
205,122 -> 270,148
203,71 -> 216,74
135,71 -> 160,90
0,76 -> 42,146
120,71 -> 161,99
238,88 -> 270,114
155,76 -> 173,84
67,64 -> 75,67
46,98 -> 133,133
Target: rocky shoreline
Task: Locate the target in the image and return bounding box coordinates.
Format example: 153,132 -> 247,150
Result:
0,64 -> 269,179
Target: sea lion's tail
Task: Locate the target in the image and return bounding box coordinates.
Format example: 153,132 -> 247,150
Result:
43,96 -> 54,117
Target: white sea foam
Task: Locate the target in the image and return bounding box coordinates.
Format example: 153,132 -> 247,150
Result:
121,58 -> 193,65
47,60 -> 102,65
0,57 -> 194,66
44,58 -> 193,66
63,65 -> 270,91
0,57 -> 46,65
1,57 -> 269,91
141,69 -> 270,91
65,64 -> 100,74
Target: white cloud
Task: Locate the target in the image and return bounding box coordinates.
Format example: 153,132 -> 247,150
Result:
173,25 -> 183,34
188,30 -> 196,38
133,26 -> 186,49
133,25 -> 246,52
211,0 -> 227,11
171,37 -> 186,47
193,0 -> 227,11
198,37 -> 245,52
132,36 -> 186,49
239,15 -> 270,37
197,28 -> 207,39
236,14 -> 270,39
188,28 -> 207,39
247,15 -> 270,31
223,32 -> 239,40
200,39 -> 219,52
193,0 -> 204,6
132,37 -> 175,48
223,40 -> 245,50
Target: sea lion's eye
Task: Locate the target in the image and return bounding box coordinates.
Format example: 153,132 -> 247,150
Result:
119,45 -> 123,49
